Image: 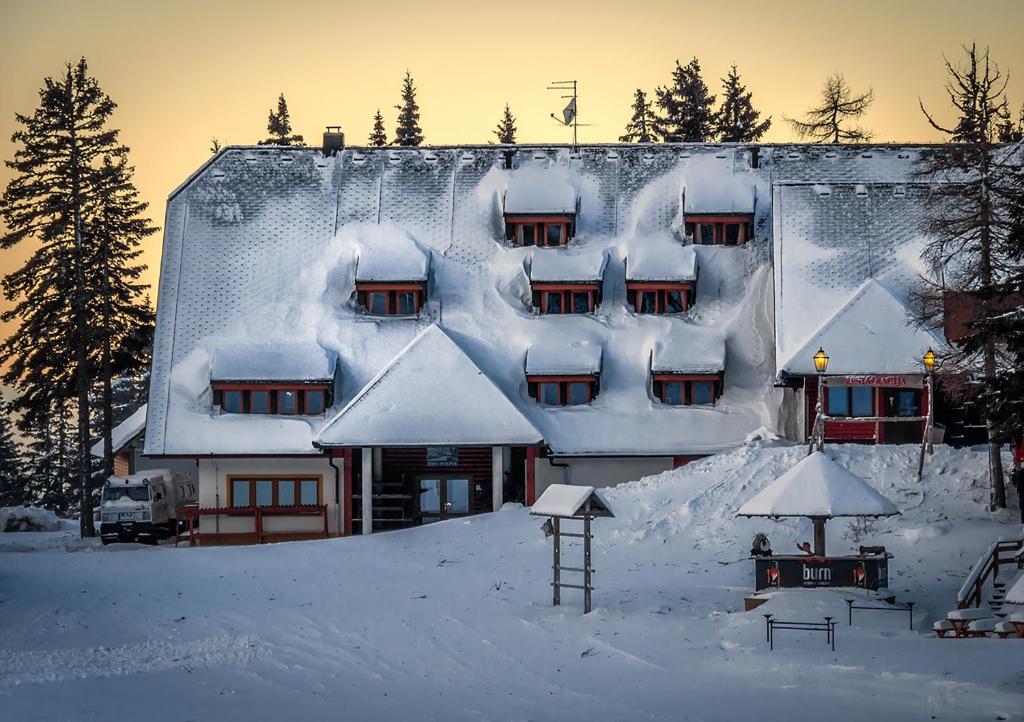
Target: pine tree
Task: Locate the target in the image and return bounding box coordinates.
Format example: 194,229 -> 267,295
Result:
0,398 -> 25,508
914,44 -> 1015,509
210,138 -> 222,155
394,71 -> 424,146
22,400 -> 77,514
786,72 -> 874,143
260,94 -> 305,146
619,89 -> 658,143
997,103 -> 1023,143
654,58 -> 716,142
493,104 -> 517,144
368,109 -> 388,146
714,65 -> 772,143
0,58 -> 126,536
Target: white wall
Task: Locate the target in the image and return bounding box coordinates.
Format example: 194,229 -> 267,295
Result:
534,456 -> 675,498
197,457 -> 340,536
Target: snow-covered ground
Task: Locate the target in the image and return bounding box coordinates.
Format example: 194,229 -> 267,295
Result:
1,443 -> 1022,722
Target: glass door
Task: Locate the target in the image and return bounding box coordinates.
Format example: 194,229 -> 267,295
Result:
418,477 -> 471,523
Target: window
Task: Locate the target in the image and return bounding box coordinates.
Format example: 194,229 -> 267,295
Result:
505,215 -> 575,247
653,375 -> 721,406
357,283 -> 426,316
529,377 -> 597,406
532,284 -> 600,314
684,216 -> 752,246
228,477 -> 322,508
626,284 -> 694,314
545,223 -> 564,246
214,386 -> 331,415
826,386 -> 875,418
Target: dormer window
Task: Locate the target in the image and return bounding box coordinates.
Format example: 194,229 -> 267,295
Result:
625,245 -> 697,313
531,283 -> 600,314
527,376 -> 597,406
505,215 -> 574,247
525,341 -> 602,407
626,284 -> 694,314
652,374 -> 721,406
212,384 -> 332,415
356,282 -> 426,316
529,249 -> 606,314
684,215 -> 752,246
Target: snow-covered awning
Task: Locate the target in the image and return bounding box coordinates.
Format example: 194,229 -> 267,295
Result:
626,243 -> 696,283
780,279 -> 944,376
353,226 -> 429,282
211,341 -> 337,382
530,484 -> 614,518
90,404 -> 147,458
736,452 -> 899,519
652,335 -> 725,375
683,173 -> 756,215
525,341 -> 602,376
530,249 -> 606,284
315,325 -> 542,447
504,166 -> 578,216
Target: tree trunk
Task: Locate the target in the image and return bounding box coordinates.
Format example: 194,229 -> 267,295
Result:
100,230 -> 114,482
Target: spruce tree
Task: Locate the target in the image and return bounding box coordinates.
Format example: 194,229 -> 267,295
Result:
714,64 -> 772,143
368,109 -> 388,146
260,94 -> 304,146
619,89 -> 658,143
654,58 -> 716,142
914,44 -> 1015,509
0,398 -> 25,508
394,71 -> 424,147
0,58 -> 125,535
493,104 -> 517,144
786,72 -> 874,143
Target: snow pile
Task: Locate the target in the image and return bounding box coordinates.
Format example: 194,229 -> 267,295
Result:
529,247 -> 607,283
681,154 -> 758,214
0,506 -> 61,532
651,334 -> 725,374
351,224 -> 430,282
503,164 -> 578,215
211,341 -> 336,381
90,404 -> 147,458
531,484 -> 613,518
624,236 -> 697,282
525,340 -> 602,375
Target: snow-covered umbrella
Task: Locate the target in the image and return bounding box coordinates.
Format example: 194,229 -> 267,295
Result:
736,451 -> 899,556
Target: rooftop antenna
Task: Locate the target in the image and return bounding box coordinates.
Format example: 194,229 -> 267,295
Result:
548,80 -> 578,150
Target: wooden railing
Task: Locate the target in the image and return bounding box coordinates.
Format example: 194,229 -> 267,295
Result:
175,504 -> 329,546
956,535 -> 1024,608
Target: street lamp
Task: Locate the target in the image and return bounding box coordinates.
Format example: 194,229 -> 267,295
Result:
918,348 -> 937,479
922,348 -> 937,374
809,347 -> 829,454
813,347 -> 830,374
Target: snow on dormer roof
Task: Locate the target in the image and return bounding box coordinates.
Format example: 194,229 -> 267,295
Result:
682,154 -> 757,215
625,237 -> 697,282
530,248 -> 606,283
352,224 -> 429,282
504,165 -> 578,216
525,340 -> 602,376
211,341 -> 337,382
652,334 -> 725,375
315,325 -> 541,447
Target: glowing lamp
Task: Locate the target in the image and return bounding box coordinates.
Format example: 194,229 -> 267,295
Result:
812,347 -> 830,374
923,348 -> 937,374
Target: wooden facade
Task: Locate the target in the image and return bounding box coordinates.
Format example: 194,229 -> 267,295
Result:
803,375 -> 929,444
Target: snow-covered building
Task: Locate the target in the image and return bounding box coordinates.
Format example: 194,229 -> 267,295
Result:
145,141 -> 950,542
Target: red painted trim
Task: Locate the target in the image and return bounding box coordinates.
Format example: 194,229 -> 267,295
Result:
527,375 -> 597,383
652,374 -> 721,382
355,282 -> 426,291
626,282 -> 694,291
212,383 -> 330,391
504,214 -> 575,223
683,214 -> 753,223
526,446 -> 538,505
531,283 -> 601,291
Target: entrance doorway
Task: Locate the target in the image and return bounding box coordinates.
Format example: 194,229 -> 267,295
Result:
882,388 -> 922,444
418,477 -> 471,523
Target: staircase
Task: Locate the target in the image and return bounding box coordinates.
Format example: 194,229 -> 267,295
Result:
352,478 -> 417,534
957,534 -> 1024,610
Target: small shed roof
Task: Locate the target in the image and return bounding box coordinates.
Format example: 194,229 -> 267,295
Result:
736,452 -> 899,519
211,341 -> 337,382
504,166 -> 578,215
525,340 -> 603,376
652,335 -> 726,375
626,243 -> 697,283
530,484 -> 614,518
530,249 -> 607,283
90,404 -> 147,458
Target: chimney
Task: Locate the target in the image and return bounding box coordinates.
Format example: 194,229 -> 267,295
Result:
322,126 -> 345,156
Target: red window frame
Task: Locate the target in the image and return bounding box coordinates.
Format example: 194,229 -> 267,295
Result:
652,374 -> 721,406
531,283 -> 600,314
212,384 -> 332,415
684,215 -> 752,246
356,282 -> 426,316
626,282 -> 695,313
504,214 -> 575,247
228,476 -> 323,509
527,375 -> 597,406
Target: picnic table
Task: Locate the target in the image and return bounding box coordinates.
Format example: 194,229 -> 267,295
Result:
946,608 -> 993,637
1007,611 -> 1024,638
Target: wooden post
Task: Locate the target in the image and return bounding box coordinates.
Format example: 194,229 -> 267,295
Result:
552,516 -> 561,606
361,447 -> 373,535
492,446 -> 504,513
342,448 -> 353,537
812,517 -> 826,556
583,513 -> 593,614
526,446 -> 538,505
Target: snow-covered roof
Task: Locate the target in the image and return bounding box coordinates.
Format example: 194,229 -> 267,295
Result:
530,484 -> 614,518
652,335 -> 725,375
315,325 -> 542,447
780,279 -> 943,376
90,404 -> 147,458
525,340 -> 602,376
625,240 -> 697,282
736,452 -> 899,518
1006,574 -> 1024,605
773,182 -> 941,378
353,225 -> 430,282
503,165 -> 578,215
530,248 -> 606,283
211,342 -> 337,381
682,154 -> 757,215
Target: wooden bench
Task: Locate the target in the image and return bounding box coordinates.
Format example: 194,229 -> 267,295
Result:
966,618 -> 999,637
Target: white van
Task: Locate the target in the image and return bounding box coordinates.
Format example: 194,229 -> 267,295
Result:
99,470 -> 197,544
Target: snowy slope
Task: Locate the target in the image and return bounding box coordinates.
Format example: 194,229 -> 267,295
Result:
1,443 -> 1021,721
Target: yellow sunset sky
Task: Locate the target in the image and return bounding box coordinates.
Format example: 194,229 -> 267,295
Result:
1,0 -> 1023,345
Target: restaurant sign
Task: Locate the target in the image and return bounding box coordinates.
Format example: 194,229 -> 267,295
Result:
754,555 -> 889,591
823,374 -> 923,389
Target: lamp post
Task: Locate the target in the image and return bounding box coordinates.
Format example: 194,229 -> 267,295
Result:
809,347 -> 830,454
918,348 -> 937,480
